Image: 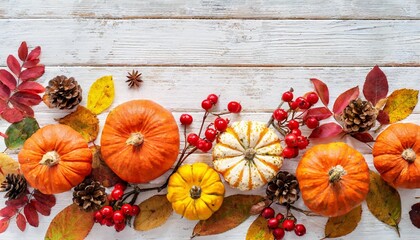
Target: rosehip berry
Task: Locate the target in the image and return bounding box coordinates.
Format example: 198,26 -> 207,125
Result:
121,204 -> 133,216
114,182 -> 127,191
284,133 -> 298,147
113,210 -> 125,224
111,189 -> 124,201
287,119 -> 300,130
305,117 -> 319,129
282,219 -> 295,231
207,94 -> 219,104
261,207 -> 275,219
100,206 -> 114,218
131,205 -> 140,216
297,136 -> 309,150
201,99 -> 213,111
289,101 -> 299,110
205,128 -> 218,142
187,133 -> 199,146
94,211 -> 104,222
282,91 -> 294,102
273,227 -> 285,239
306,92 -> 319,105
214,118 -> 228,132
291,128 -> 302,136
273,109 -> 288,122
294,223 -> 306,236
180,114 -> 193,125
267,217 -> 279,229
114,222 -> 126,232
275,212 -> 285,221
227,101 -> 242,113
282,146 -> 299,158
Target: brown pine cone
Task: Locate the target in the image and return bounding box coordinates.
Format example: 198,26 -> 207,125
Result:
341,98 -> 378,133
266,171 -> 300,205
43,75 -> 82,109
73,178 -> 106,212
0,174 -> 28,200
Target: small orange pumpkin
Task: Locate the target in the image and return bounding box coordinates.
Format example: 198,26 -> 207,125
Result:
296,142 -> 369,217
373,123 -> 420,188
18,124 -> 92,194
101,100 -> 180,183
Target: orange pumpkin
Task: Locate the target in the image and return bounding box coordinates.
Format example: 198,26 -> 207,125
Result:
373,123 -> 420,188
18,124 -> 92,194
296,142 -> 369,217
100,100 -> 180,183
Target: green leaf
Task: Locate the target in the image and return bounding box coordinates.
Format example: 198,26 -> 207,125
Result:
246,215 -> 274,240
192,194 -> 264,237
324,205 -> 362,238
87,75 -> 115,115
366,171 -> 401,236
383,88 -> 419,123
45,204 -> 94,240
4,117 -> 39,150
134,195 -> 172,231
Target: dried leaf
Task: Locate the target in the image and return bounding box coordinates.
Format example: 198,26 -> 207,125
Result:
31,199 -> 51,216
309,122 -> 343,139
0,69 -> 17,90
377,110 -> 390,125
90,146 -> 121,187
0,152 -> 20,183
87,75 -> 115,115
134,195 -> 172,231
324,205 -> 362,238
16,213 -> 26,231
33,190 -> 56,208
19,65 -> 45,81
366,171 -> 401,236
0,218 -> 10,233
375,98 -> 388,110
310,78 -> 329,106
409,202 -> 420,228
0,83 -> 11,101
23,202 -> 39,227
192,195 -> 264,237
363,66 -> 388,105
10,91 -> 42,107
383,89 -> 419,123
6,195 -> 29,208
27,46 -> 41,61
303,107 -> 332,121
7,55 -> 21,76
45,204 -> 94,240
58,106 -> 99,142
4,117 -> 40,150
18,42 -> 28,61
17,81 -> 45,94
1,107 -> 24,123
333,86 -> 359,114
246,215 -> 274,240
23,59 -> 40,69
249,200 -> 270,215
0,206 -> 18,218
351,132 -> 374,143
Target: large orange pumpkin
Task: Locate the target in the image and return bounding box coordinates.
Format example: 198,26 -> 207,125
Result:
373,123 -> 420,188
100,100 -> 180,183
18,124 -> 92,194
296,142 -> 369,217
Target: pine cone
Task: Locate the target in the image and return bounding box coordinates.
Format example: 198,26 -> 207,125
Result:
73,178 -> 106,212
0,174 -> 28,200
43,75 -> 82,109
341,98 -> 378,133
266,171 -> 299,205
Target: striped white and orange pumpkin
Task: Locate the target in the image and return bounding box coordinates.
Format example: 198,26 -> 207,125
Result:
212,121 -> 283,191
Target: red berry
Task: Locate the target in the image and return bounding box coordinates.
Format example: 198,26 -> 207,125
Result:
114,222 -> 126,232
273,109 -> 288,122
207,94 -> 219,104
267,218 -> 279,229
111,189 -> 124,201
105,218 -> 114,227
114,183 -> 127,191
205,128 -> 217,142
99,218 -> 108,225
287,120 -> 300,130
100,206 -> 114,218
275,213 -> 284,221
131,205 -> 140,216
261,207 -> 275,219
306,92 -> 319,105
197,139 -> 212,152
305,117 -> 319,129
121,204 -> 133,216
273,227 -> 285,239
295,97 -> 305,104
289,101 -> 299,110
294,224 -> 306,236
180,114 -> 193,125
291,128 -> 302,136
94,211 -> 104,222
201,99 -> 213,111
282,146 -> 299,158
214,118 -> 228,132
297,136 -> 309,150
187,133 -> 199,146
282,91 -> 293,102
284,133 -> 298,147
282,219 -> 295,231
196,138 -> 206,150
298,99 -> 310,109
113,210 -> 125,224
227,101 -> 242,113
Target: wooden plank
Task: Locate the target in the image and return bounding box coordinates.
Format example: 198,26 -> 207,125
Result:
0,20 -> 420,67
1,0 -> 419,20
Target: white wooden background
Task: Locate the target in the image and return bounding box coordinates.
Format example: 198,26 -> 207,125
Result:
1,1 -> 420,239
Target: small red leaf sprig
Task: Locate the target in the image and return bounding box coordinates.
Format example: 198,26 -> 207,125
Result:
0,41 -> 45,124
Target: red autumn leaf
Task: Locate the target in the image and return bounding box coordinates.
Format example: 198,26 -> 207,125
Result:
10,99 -> 35,117
27,46 -> 41,61
0,82 -> 11,101
23,59 -> 40,69
7,55 -> 21,76
6,196 -> 29,208
0,218 -> 10,233
363,66 -> 388,105
16,213 -> 26,232
1,107 -> 24,123
377,110 -> 390,125
0,69 -> 17,90
10,91 -> 42,106
333,86 -> 360,114
0,100 -> 7,113
19,65 -> 45,81
18,42 -> 28,61
0,132 -> 7,138
0,206 -> 18,218
351,132 -> 374,143
24,202 -> 39,227
17,81 -> 45,94
33,190 -> 56,208
31,199 -> 51,216
310,78 -> 329,106
309,122 -> 343,139
303,107 -> 332,121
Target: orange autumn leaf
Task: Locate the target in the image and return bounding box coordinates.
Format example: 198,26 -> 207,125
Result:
246,215 -> 274,240
0,153 -> 19,183
58,106 -> 99,142
134,195 -> 173,231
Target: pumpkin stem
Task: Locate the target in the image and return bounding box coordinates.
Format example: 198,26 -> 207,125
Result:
402,148 -> 416,163
39,151 -> 60,167
190,185 -> 202,199
244,148 -> 257,161
328,165 -> 347,183
126,132 -> 144,146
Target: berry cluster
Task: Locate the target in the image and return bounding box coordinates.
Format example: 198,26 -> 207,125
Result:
261,206 -> 306,239
271,90 -> 319,158
93,183 -> 140,232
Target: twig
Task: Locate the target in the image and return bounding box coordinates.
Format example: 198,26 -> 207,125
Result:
289,205 -> 321,217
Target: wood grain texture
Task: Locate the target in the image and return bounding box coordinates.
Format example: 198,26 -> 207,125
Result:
1,20 -> 420,67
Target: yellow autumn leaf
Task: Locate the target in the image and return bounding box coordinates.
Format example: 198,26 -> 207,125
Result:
87,75 -> 115,115
0,153 -> 20,183
383,89 -> 419,123
58,106 -> 99,142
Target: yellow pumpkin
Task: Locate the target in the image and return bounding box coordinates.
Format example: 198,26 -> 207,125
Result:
212,121 -> 283,191
167,162 -> 225,220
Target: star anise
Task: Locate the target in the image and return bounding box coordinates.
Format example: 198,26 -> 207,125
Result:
126,70 -> 143,88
